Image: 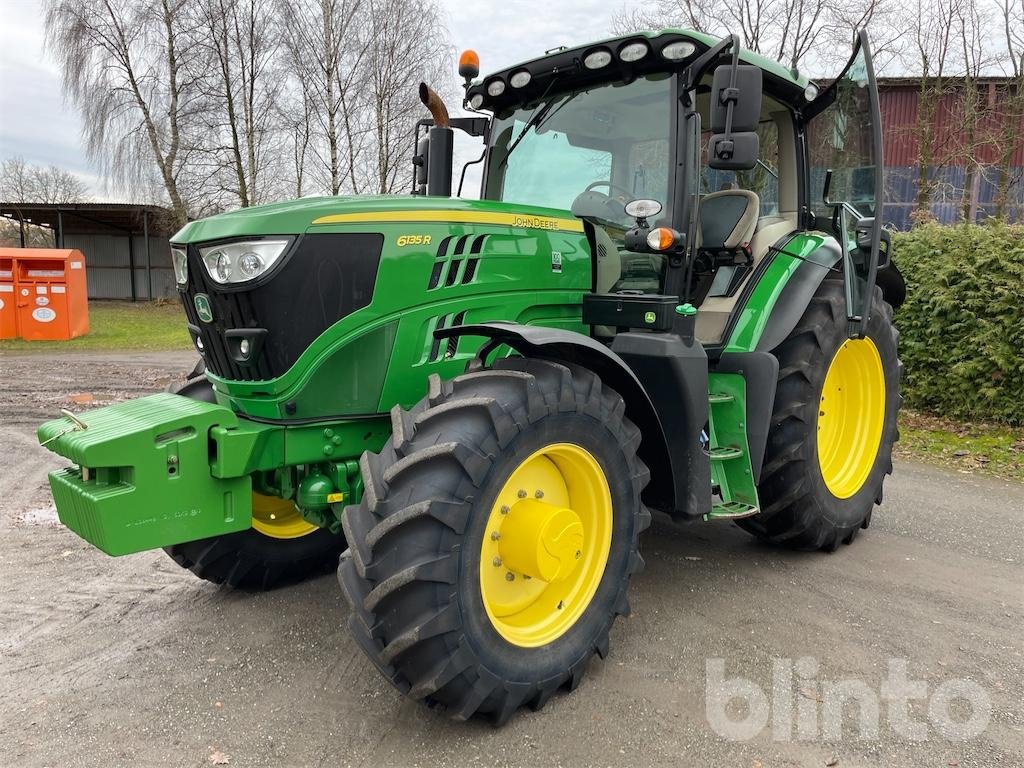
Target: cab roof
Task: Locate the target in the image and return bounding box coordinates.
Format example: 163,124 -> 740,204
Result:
466,29 -> 810,114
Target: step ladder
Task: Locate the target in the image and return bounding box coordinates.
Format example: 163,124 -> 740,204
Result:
704,373 -> 760,521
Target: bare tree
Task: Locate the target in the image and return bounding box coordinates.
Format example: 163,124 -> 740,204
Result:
196,0 -> 283,207
360,0 -> 452,194
45,0 -> 211,225
44,0 -> 454,207
953,0 -> 990,221
993,0 -> 1024,218
280,0 -> 369,195
906,0 -> 959,216
283,88 -> 315,198
0,157 -> 89,203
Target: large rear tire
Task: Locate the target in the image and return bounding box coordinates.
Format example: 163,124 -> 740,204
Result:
162,365 -> 346,590
739,279 -> 902,551
338,358 -> 650,724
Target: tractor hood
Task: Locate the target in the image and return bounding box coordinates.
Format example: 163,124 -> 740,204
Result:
171,195 -> 584,244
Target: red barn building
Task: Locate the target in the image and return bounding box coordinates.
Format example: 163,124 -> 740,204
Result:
878,77 -> 1024,228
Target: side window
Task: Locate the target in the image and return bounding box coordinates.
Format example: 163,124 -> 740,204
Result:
700,120 -> 780,216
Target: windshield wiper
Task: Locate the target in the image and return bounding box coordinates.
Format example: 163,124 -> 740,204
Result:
499,94 -> 563,168
499,83 -> 583,168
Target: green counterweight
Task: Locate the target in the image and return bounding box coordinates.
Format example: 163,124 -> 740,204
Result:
37,392 -> 388,554
39,394 -> 258,555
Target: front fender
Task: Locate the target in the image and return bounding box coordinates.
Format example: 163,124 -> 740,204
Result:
435,322 -> 675,512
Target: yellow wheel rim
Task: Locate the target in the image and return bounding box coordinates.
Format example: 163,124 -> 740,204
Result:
479,443 -> 613,648
817,337 -> 886,499
251,492 -> 319,539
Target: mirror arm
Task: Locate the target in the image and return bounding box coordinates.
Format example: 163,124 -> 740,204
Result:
681,34 -> 737,93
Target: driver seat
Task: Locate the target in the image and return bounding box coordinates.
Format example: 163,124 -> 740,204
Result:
692,189 -> 760,305
697,189 -> 759,254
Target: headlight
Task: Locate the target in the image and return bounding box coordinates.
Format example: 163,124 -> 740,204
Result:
583,49 -> 612,69
171,246 -> 188,285
661,40 -> 696,61
509,69 -> 532,88
619,41 -> 649,62
469,93 -> 485,109
486,78 -> 505,97
198,239 -> 291,285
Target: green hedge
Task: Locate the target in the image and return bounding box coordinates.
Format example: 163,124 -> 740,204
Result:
893,221 -> 1024,425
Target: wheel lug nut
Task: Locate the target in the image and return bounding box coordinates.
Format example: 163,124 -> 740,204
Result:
492,557 -> 502,567
517,489 -> 527,499
575,550 -> 581,559
490,531 -> 501,541
500,505 -> 510,514
534,489 -> 544,499
505,572 -> 515,581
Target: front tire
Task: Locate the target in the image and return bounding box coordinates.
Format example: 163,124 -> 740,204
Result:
338,358 -> 650,724
739,280 -> 902,551
163,366 -> 346,590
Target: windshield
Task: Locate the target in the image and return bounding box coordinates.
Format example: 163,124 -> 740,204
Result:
484,73 -> 675,226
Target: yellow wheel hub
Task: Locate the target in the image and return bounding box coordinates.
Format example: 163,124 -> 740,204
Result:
817,337 -> 886,499
251,492 -> 318,539
479,443 -> 613,648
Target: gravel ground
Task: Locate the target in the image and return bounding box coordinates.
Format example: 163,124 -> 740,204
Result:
0,350 -> 1021,768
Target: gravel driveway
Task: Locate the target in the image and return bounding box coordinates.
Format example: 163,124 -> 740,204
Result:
1,350 -> 1020,768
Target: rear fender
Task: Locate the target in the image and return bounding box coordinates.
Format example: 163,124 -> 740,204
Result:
750,238 -> 841,353
747,241 -> 903,354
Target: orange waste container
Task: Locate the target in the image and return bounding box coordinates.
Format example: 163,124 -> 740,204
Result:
0,254 -> 15,339
0,248 -> 90,341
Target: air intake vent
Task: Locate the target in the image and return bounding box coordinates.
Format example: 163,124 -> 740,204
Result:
428,234 -> 488,289
428,311 -> 466,362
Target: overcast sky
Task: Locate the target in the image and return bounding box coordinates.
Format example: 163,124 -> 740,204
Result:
0,0 -> 622,200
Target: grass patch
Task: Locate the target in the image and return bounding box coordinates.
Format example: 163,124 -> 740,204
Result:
0,300 -> 191,352
897,409 -> 1024,482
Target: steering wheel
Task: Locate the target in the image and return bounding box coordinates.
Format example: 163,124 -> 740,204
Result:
571,181 -> 634,225
585,182 -> 630,215
584,180 -> 634,199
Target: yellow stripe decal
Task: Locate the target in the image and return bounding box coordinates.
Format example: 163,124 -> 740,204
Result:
311,209 -> 584,233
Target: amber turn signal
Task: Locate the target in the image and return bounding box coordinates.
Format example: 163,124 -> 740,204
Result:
459,50 -> 480,80
646,227 -> 679,251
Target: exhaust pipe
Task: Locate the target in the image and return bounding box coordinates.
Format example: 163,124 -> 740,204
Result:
419,82 -> 450,128
417,82 -> 453,196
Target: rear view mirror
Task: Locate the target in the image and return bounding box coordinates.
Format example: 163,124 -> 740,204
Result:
708,131 -> 759,171
710,65 -> 763,133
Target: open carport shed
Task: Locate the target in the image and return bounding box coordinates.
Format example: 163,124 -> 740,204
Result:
0,202 -> 178,300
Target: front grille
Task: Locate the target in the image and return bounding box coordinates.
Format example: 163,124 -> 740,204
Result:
179,233 -> 383,381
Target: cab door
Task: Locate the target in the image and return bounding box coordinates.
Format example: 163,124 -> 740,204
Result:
804,30 -> 884,337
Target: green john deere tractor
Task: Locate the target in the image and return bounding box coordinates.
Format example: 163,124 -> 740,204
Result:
39,28 -> 904,723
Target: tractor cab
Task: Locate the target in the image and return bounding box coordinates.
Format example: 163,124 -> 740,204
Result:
454,29 -> 895,346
